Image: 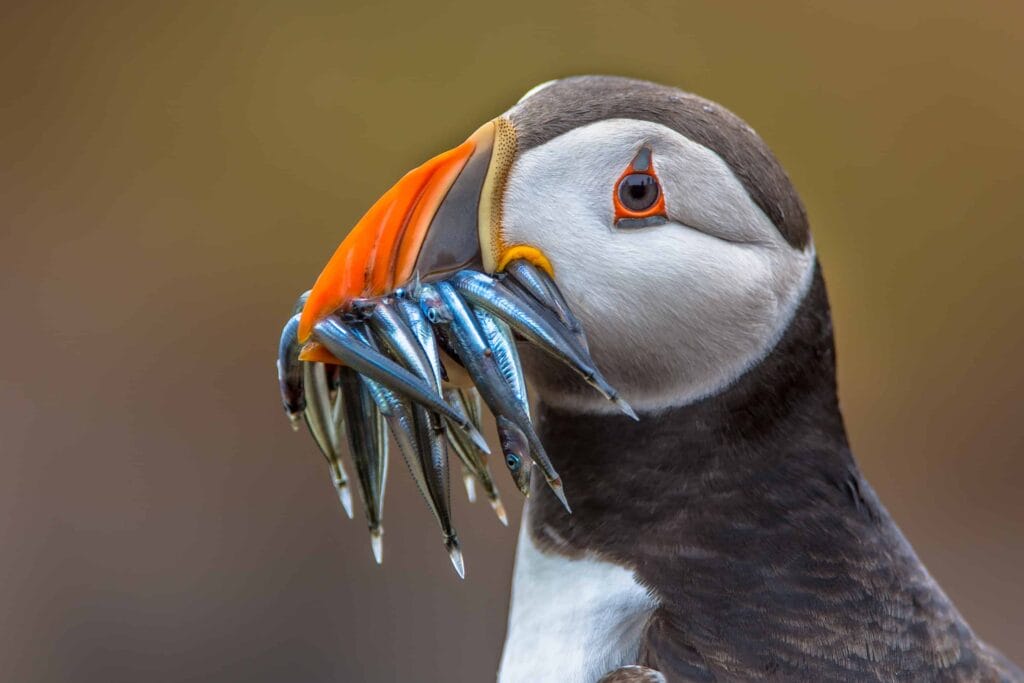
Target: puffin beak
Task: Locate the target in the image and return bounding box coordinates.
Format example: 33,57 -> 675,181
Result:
297,118 -> 520,345
279,112 -> 637,561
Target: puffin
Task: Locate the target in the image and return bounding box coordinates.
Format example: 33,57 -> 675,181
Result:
287,76 -> 1022,682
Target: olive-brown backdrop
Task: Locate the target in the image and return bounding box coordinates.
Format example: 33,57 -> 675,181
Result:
2,2 -> 1021,681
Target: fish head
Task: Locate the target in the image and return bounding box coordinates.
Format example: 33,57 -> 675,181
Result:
416,284 -> 454,326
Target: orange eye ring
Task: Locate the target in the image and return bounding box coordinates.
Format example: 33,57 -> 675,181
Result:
613,145 -> 667,226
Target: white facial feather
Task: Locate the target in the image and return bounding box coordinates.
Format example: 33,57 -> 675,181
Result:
501,119 -> 815,413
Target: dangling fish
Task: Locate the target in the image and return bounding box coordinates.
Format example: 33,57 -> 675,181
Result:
420,281 -> 570,513
445,388 -> 508,525
277,306 -> 354,519
277,258 -> 631,569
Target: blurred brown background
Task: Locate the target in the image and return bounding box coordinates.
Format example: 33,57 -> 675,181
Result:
1,1 -> 1022,681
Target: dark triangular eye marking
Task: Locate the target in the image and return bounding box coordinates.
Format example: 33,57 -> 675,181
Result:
631,146 -> 653,173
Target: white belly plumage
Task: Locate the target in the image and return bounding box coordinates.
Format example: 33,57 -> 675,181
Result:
498,513 -> 659,683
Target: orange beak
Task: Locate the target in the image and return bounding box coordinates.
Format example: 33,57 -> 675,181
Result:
297,119 -> 516,346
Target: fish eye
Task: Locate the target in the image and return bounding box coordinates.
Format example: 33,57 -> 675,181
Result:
505,453 -> 521,470
426,309 -> 439,323
617,173 -> 659,212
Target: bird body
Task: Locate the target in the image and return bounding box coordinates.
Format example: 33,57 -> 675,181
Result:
281,75 -> 1021,682
493,76 -> 1020,682
501,267 -> 1021,681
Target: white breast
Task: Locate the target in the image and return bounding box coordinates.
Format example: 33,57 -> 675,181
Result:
498,510 -> 659,683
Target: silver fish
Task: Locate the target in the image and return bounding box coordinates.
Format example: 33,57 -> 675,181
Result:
503,259 -> 588,351
474,308 -> 528,414
394,296 -> 445,390
412,404 -> 464,577
445,388 -> 508,525
292,290 -> 311,315
460,464 -> 477,502
472,310 -> 534,502
338,367 -> 389,564
373,299 -> 493,465
362,379 -> 419,484
325,363 -> 341,405
350,326 -> 427,499
450,270 -> 636,420
362,370 -> 460,539
441,390 -> 479,503
302,361 -> 354,519
369,299 -> 437,391
497,416 -> 532,497
428,282 -> 570,512
462,387 -> 484,427
312,315 -> 491,445
277,313 -> 306,429
356,318 -> 464,574
445,389 -> 488,462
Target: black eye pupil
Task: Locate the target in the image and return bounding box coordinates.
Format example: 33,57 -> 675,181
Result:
506,453 -> 520,470
618,173 -> 659,212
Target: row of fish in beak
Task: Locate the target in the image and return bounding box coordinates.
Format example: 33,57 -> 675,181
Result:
277,260 -> 636,577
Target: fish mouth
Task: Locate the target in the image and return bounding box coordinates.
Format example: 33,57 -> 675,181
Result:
277,118 -> 635,576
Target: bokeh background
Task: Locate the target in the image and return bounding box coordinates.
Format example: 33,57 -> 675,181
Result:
2,2 -> 1022,681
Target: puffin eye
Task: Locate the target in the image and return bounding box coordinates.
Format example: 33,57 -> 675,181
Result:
618,173 -> 659,212
613,145 -> 667,228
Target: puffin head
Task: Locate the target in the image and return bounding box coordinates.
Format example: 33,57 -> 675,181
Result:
299,76 -> 816,414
